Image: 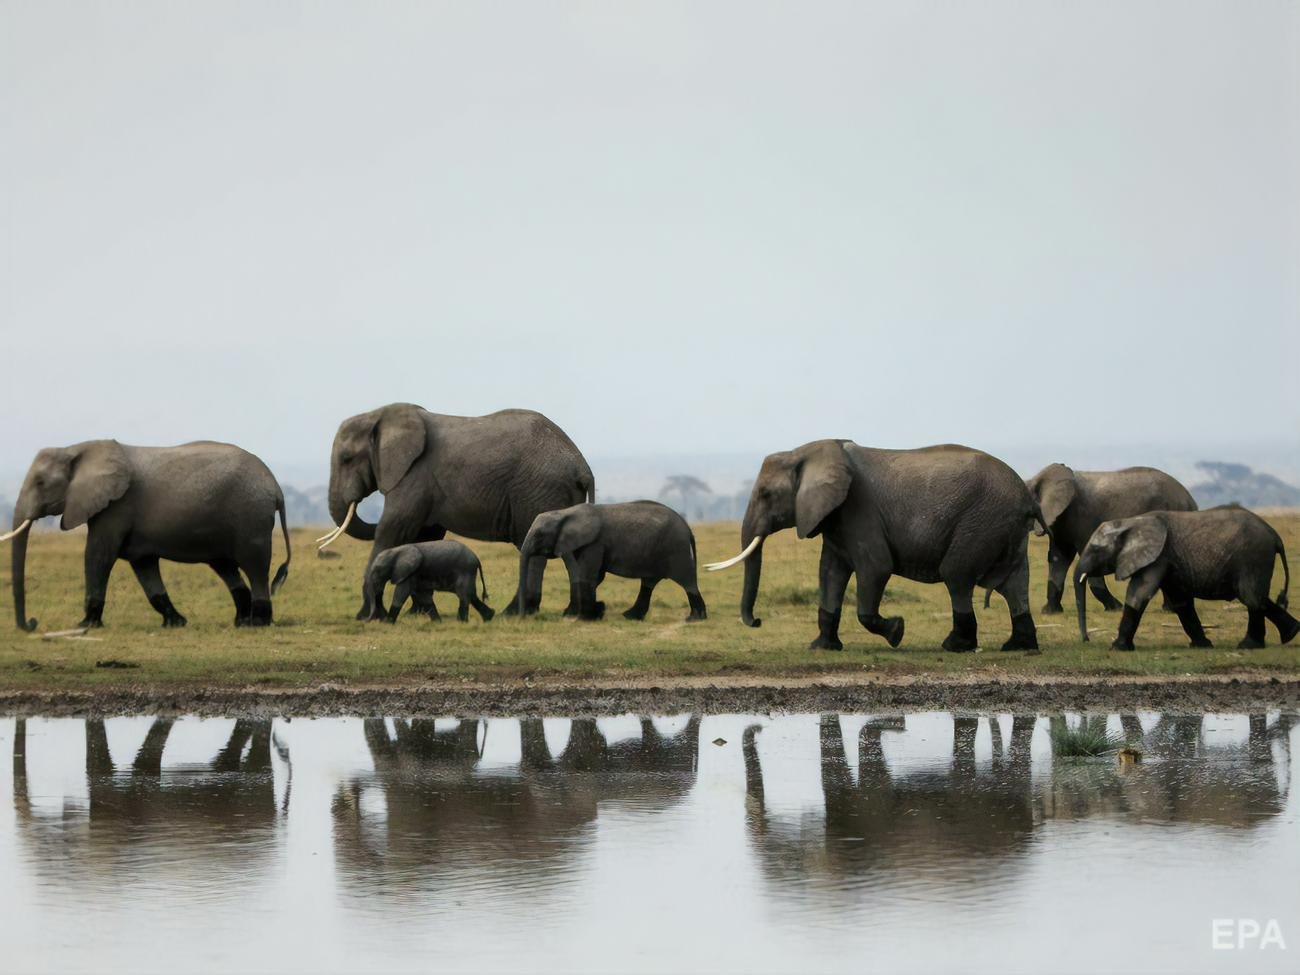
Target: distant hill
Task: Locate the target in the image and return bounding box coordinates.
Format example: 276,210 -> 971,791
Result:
282,485 -> 383,527
0,496 -> 12,526
1190,462 -> 1300,509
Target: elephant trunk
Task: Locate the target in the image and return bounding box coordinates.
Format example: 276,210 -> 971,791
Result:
11,515 -> 36,631
739,535 -> 765,628
1075,571 -> 1089,642
328,485 -> 376,542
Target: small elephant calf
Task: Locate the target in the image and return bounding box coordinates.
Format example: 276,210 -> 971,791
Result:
366,540 -> 494,624
1076,505 -> 1299,651
519,501 -> 707,622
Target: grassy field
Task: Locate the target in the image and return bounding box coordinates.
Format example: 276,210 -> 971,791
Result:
2,516 -> 1299,692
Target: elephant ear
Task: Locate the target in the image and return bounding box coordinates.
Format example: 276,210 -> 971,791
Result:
372,405 -> 427,493
795,441 -> 852,539
390,547 -> 423,583
554,510 -> 600,555
62,441 -> 130,529
1029,465 -> 1071,535
1115,518 -> 1168,581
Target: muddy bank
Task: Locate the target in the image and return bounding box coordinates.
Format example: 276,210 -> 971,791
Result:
2,673 -> 1299,717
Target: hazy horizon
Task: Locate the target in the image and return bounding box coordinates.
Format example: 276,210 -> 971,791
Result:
3,2 -> 1297,479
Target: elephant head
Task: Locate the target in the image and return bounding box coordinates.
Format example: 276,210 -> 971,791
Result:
707,440 -> 851,627
322,404 -> 427,546
517,506 -> 595,609
1074,516 -> 1168,641
1026,463 -> 1076,537
4,441 -> 130,630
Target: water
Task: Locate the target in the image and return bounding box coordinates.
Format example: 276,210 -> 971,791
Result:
1,710 -> 1296,974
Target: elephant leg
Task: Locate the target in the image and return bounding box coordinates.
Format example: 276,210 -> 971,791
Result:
1089,576 -> 1124,612
684,586 -> 707,622
239,538 -> 274,627
132,718 -> 174,776
996,559 -> 1038,652
509,555 -> 551,616
131,556 -> 187,627
1043,551 -> 1070,615
1239,598 -> 1267,649
812,545 -> 851,651
407,583 -> 433,615
854,564 -> 903,648
79,530 -> 120,628
1113,575 -> 1159,651
1263,598 -> 1300,644
572,549 -> 605,620
1164,584 -> 1211,648
455,587 -> 471,622
470,592 -> 495,622
624,579 -> 658,621
209,559 -> 253,625
385,580 -> 413,623
942,580 -> 979,653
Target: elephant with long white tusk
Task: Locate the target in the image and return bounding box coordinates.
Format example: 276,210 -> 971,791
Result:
712,440 -> 1046,653
3,440 -> 291,631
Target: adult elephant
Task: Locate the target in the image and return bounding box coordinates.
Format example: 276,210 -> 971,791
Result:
708,441 -> 1044,652
319,404 -> 594,617
3,440 -> 290,630
1026,464 -> 1196,614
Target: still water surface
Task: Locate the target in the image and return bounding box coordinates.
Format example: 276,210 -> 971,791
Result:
1,710 -> 1296,974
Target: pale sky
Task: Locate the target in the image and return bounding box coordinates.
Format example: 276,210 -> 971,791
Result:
2,1 -> 1297,478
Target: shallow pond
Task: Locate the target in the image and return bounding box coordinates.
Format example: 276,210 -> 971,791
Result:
1,710 -> 1296,974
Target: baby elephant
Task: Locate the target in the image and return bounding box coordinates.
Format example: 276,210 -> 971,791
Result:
366,540 -> 494,624
518,501 -> 707,622
1076,505 -> 1298,651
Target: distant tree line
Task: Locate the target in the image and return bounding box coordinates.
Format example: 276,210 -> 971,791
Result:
1191,462 -> 1300,509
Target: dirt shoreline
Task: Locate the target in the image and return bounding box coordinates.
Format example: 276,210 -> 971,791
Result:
3,672 -> 1299,717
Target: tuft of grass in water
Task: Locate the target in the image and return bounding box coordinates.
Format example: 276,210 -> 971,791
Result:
1051,722 -> 1125,757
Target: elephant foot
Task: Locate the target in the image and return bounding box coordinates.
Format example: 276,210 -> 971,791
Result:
1100,598 -> 1124,613
1040,602 -> 1063,616
1110,638 -> 1135,652
685,608 -> 707,622
580,601 -> 606,621
426,612 -> 443,623
1237,636 -> 1266,650
809,635 -> 844,651
942,611 -> 977,653
1189,637 -> 1213,649
161,613 -> 188,628
355,606 -> 371,621
1278,617 -> 1300,645
479,608 -> 495,623
622,606 -> 648,621
1000,613 -> 1039,651
562,602 -> 579,618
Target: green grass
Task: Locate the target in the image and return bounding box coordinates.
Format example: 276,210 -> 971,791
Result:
2,516 -> 1299,693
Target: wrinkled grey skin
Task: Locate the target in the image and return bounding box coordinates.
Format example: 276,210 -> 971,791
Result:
325,404 -> 594,620
366,539 -> 494,624
518,501 -> 706,622
1076,506 -> 1298,651
731,441 -> 1043,652
1026,464 -> 1196,614
8,440 -> 290,630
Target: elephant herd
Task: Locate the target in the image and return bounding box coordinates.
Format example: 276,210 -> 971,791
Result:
4,402 -> 1297,652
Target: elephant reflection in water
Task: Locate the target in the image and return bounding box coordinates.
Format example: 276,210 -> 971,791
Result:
332,716 -> 700,891
1040,713 -> 1296,827
11,718 -> 285,878
743,715 -> 1038,888
742,712 -> 1295,891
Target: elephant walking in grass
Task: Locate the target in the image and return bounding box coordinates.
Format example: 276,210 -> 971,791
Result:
1075,505 -> 1299,650
517,501 -> 707,622
366,539 -> 494,623
318,404 -> 594,619
1025,464 -> 1196,614
3,440 -> 290,630
709,441 -> 1044,652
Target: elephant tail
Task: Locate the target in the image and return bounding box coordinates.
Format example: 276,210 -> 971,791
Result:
583,473 -> 596,504
271,494 -> 291,595
478,562 -> 489,601
1277,538 -> 1290,610
983,587 -> 995,609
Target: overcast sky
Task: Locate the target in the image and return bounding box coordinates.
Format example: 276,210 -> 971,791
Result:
2,1 -> 1296,478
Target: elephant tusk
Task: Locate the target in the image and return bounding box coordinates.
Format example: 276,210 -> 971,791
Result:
317,503 -> 356,550
1077,572 -> 1087,584
706,536 -> 763,572
0,520 -> 32,543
